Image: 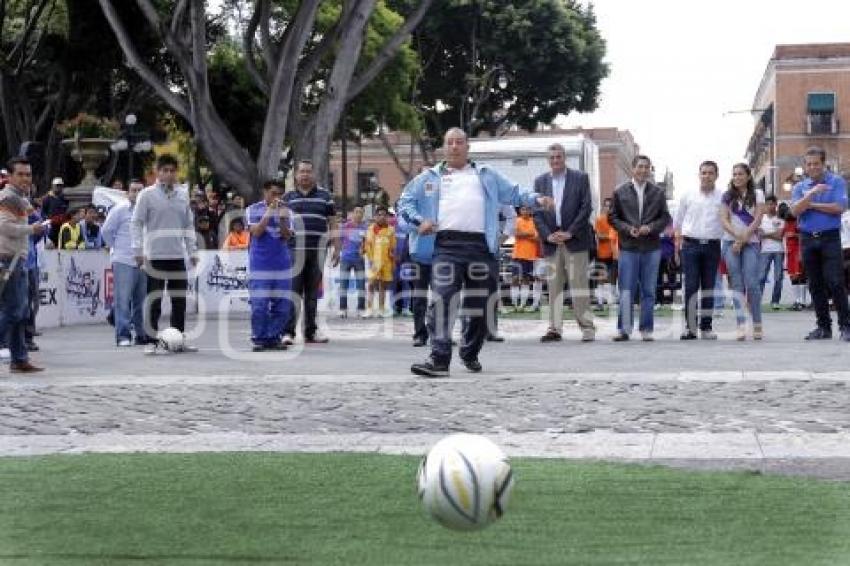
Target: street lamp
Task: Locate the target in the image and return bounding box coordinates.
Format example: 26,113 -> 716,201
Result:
110,113 -> 152,183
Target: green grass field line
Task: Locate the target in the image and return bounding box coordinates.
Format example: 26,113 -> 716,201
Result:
1,453 -> 849,565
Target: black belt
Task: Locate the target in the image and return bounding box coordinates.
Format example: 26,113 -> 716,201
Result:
801,229 -> 840,239
683,237 -> 720,245
436,230 -> 486,244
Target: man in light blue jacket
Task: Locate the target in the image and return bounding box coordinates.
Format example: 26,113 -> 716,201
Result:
397,127 -> 553,377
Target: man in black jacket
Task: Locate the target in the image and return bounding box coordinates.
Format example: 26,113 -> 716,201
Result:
533,143 -> 596,342
609,155 -> 672,341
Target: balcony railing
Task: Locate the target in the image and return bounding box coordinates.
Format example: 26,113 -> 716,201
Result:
806,113 -> 839,135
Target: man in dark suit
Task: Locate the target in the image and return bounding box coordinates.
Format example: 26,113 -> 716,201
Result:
533,143 -> 596,342
609,154 -> 672,341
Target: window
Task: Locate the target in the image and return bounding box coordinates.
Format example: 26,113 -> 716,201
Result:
357,171 -> 378,203
807,92 -> 837,135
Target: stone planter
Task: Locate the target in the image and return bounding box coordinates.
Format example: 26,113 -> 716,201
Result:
61,137 -> 114,208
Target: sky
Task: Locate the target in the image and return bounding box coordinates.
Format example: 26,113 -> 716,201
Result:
559,0 -> 850,194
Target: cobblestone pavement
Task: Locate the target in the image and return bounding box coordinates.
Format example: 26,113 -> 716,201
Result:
2,311 -> 850,478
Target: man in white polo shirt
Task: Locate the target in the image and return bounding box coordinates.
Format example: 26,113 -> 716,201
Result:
397,128 -> 553,377
674,160 -> 724,340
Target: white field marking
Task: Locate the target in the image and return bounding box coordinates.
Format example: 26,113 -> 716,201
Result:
1,370 -> 848,388
2,431 -> 850,459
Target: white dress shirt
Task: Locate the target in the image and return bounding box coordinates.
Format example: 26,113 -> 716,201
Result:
552,172 -> 566,226
632,179 -> 647,220
675,187 -> 724,240
438,165 -> 485,233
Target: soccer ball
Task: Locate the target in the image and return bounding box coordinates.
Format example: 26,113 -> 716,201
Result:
157,327 -> 185,352
417,433 -> 514,531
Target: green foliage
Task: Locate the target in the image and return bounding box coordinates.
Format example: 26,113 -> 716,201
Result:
411,0 -> 608,143
346,3 -> 422,135
208,41 -> 268,156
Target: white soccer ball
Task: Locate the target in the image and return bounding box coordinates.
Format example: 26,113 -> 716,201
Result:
157,327 -> 185,352
417,433 -> 514,531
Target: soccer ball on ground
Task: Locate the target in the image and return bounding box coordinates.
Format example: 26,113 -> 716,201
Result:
157,327 -> 185,352
417,433 -> 514,531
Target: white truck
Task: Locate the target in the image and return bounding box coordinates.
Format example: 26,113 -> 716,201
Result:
468,135 -> 602,301
468,134 -> 602,217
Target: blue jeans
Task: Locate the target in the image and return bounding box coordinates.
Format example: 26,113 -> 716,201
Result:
801,231 -> 850,331
0,259 -> 30,363
112,262 -> 147,343
617,249 -> 661,335
25,267 -> 39,341
249,275 -> 291,346
681,240 -> 720,333
722,241 -> 762,326
338,258 -> 366,312
759,252 -> 784,305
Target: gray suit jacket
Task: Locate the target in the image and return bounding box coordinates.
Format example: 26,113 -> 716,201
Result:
609,180 -> 671,252
532,169 -> 593,255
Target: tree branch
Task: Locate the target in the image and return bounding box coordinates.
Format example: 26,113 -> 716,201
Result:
7,0 -> 50,70
241,1 -> 269,94
170,0 -> 190,37
346,0 -> 434,102
378,126 -> 410,180
300,0 -> 356,83
256,0 -> 322,176
97,0 -> 189,117
258,0 -> 275,72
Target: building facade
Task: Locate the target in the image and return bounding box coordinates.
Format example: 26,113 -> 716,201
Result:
748,43 -> 850,198
326,127 -> 641,211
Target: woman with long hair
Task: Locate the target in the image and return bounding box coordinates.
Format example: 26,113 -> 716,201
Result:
720,163 -> 766,340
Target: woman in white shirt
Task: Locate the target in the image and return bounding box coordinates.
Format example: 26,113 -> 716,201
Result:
720,163 -> 766,340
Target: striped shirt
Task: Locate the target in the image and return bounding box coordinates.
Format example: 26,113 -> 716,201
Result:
0,185 -> 34,260
282,186 -> 335,250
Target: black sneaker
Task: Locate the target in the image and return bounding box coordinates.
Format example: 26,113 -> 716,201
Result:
412,337 -> 428,347
805,328 -> 832,340
540,329 -> 562,343
680,332 -> 698,341
461,358 -> 483,373
612,333 -> 630,342
486,334 -> 505,342
410,360 -> 450,378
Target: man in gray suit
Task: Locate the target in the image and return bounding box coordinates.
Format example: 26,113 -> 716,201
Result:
533,143 -> 596,342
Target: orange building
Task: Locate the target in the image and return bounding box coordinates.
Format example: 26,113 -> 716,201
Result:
747,43 -> 850,198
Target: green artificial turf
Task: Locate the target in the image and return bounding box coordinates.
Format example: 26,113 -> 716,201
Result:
1,452 -> 849,565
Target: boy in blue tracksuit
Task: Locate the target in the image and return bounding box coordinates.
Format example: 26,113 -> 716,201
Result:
246,180 -> 292,351
397,128 -> 552,377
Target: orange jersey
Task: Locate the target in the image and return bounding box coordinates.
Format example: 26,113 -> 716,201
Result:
512,216 -> 540,260
223,230 -> 249,250
595,215 -> 618,260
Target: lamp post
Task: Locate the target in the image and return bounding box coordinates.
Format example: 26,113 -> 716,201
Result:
111,113 -> 152,183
